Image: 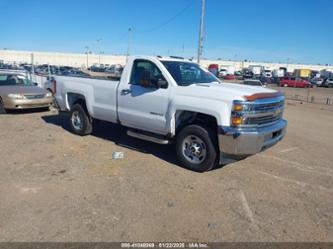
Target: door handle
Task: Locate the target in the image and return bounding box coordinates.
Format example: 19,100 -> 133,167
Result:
121,89 -> 132,95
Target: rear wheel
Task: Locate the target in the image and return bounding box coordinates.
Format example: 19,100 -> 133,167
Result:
328,84 -> 333,88
176,125 -> 218,172
69,104 -> 92,136
0,98 -> 6,114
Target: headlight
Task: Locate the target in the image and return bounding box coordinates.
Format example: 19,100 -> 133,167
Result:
233,103 -> 243,111
8,93 -> 25,99
45,92 -> 52,97
231,101 -> 247,126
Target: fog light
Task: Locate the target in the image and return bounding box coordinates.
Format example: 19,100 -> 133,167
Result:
232,116 -> 243,125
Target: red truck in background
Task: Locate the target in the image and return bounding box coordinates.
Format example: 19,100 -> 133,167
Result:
279,77 -> 312,88
208,64 -> 219,76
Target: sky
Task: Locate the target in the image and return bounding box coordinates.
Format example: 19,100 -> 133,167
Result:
1,0 -> 333,64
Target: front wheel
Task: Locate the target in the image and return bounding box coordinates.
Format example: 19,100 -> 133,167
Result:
0,98 -> 6,114
69,104 -> 93,136
176,125 -> 218,172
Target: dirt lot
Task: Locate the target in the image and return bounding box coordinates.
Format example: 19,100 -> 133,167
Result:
0,100 -> 333,242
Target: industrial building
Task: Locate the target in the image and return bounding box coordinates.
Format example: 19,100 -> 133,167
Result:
1,49 -> 332,72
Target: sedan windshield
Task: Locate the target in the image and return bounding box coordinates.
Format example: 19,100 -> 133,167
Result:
161,61 -> 220,86
0,74 -> 32,86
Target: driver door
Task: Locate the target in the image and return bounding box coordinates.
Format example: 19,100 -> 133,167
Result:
117,59 -> 170,134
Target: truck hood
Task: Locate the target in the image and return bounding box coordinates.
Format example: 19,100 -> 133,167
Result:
175,82 -> 277,102
0,85 -> 47,95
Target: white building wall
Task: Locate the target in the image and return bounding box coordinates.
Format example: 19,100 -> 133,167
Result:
1,49 -> 332,72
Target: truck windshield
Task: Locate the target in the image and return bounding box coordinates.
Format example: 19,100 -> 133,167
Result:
161,61 -> 220,86
0,74 -> 32,86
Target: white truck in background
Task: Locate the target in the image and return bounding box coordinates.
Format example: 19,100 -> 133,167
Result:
249,65 -> 263,76
52,56 -> 287,172
218,65 -> 235,77
273,69 -> 285,78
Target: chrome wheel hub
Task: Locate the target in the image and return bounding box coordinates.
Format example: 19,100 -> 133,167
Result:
71,111 -> 83,130
182,135 -> 207,164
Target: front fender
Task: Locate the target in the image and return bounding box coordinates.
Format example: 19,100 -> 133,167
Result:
167,96 -> 231,136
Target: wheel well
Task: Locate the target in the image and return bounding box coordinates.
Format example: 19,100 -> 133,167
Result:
67,93 -> 87,111
175,111 -> 218,134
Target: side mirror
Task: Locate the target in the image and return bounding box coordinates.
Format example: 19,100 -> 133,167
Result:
157,79 -> 168,88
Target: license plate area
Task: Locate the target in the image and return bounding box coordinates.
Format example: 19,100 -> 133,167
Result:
264,129 -> 282,142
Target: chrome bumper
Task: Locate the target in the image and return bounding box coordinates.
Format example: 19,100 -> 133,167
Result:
218,119 -> 287,156
4,97 -> 53,110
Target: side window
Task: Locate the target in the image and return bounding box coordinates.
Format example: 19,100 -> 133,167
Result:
130,60 -> 167,88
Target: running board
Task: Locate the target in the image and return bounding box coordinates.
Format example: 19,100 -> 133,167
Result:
127,130 -> 170,145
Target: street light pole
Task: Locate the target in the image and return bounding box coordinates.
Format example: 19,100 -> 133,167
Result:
197,0 -> 205,64
126,28 -> 132,61
97,39 -> 102,64
85,46 -> 89,70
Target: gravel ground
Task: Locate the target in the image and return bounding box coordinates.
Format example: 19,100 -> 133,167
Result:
0,100 -> 332,242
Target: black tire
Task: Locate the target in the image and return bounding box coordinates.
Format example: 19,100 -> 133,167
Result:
69,103 -> 92,136
328,84 -> 333,88
0,98 -> 6,114
176,125 -> 218,172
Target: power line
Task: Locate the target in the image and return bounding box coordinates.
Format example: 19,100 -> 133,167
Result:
137,0 -> 195,33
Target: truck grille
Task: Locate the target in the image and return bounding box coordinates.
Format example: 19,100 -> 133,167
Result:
232,95 -> 285,127
250,100 -> 284,112
244,112 -> 283,126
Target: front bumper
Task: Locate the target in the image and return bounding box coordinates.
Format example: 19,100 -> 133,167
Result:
218,119 -> 287,156
4,97 -> 53,110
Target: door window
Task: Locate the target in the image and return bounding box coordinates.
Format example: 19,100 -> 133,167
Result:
129,60 -> 167,88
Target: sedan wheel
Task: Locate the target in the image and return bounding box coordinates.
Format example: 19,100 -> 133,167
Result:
0,98 -> 6,114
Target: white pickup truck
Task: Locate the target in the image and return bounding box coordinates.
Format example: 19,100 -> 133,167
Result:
52,56 -> 287,172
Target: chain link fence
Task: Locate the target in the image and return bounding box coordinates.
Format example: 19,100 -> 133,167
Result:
270,86 -> 333,105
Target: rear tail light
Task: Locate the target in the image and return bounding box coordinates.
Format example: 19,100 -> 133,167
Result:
52,80 -> 57,94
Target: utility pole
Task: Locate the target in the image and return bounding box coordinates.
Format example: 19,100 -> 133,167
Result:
197,0 -> 205,64
97,38 -> 102,64
85,46 -> 90,70
126,28 -> 132,61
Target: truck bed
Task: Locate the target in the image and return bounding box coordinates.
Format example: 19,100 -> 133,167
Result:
54,75 -> 120,123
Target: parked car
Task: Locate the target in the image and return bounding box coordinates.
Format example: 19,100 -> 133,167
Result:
234,71 -> 242,76
243,79 -> 266,87
105,64 -> 124,79
323,78 -> 333,88
310,78 -> 324,87
0,70 -> 53,113
279,77 -> 312,88
223,74 -> 236,80
218,69 -> 228,78
264,70 -> 272,78
242,69 -> 254,79
52,55 -> 287,172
